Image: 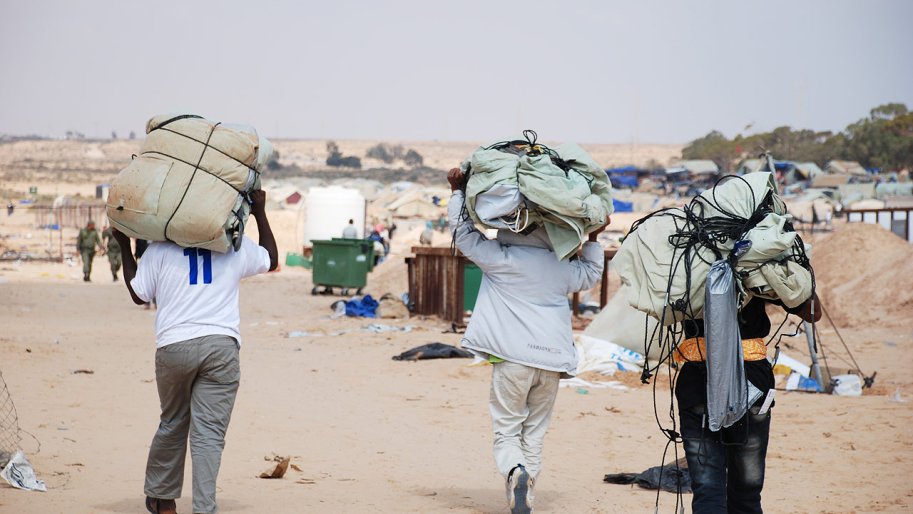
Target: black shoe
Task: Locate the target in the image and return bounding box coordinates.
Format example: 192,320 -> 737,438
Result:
83,274 -> 89,282
113,273 -> 118,282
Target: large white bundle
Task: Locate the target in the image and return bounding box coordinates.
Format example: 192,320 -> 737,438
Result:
615,172 -> 811,325
106,114 -> 273,253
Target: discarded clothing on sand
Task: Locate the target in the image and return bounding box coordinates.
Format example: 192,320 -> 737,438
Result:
604,461 -> 691,494
1,451 -> 47,492
345,295 -> 378,318
392,343 -> 474,361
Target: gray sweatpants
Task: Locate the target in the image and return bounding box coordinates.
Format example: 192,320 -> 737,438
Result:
145,335 -> 240,514
489,361 -> 560,479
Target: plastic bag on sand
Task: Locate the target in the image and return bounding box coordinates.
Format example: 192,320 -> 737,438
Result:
1,451 -> 47,492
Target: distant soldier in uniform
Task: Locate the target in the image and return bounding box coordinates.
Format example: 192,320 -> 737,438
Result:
102,226 -> 122,281
77,220 -> 104,282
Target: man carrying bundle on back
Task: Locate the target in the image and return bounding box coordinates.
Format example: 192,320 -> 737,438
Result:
676,294 -> 819,513
112,189 -> 277,514
615,170 -> 822,513
447,163 -> 607,514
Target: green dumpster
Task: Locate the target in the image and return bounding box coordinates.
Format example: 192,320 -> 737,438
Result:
311,239 -> 374,295
333,237 -> 377,271
464,263 -> 483,311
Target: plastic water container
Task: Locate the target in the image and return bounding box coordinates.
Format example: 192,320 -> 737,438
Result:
831,374 -> 863,397
302,187 -> 366,244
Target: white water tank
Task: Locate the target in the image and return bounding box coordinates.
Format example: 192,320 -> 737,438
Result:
302,186 -> 366,244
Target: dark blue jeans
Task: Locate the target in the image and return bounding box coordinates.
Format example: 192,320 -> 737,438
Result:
680,404 -> 771,514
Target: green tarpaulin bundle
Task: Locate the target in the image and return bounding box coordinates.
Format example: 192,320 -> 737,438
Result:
614,172 -> 813,326
460,132 -> 614,260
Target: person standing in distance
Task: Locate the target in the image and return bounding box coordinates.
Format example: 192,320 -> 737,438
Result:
102,225 -> 122,281
77,220 -> 104,282
342,219 -> 358,239
112,190 -> 278,514
447,168 -> 606,514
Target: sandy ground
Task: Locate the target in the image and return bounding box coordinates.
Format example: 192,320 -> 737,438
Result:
0,235 -> 912,513
1,140 -> 912,513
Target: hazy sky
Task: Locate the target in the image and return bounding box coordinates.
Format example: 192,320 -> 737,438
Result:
1,0 -> 910,143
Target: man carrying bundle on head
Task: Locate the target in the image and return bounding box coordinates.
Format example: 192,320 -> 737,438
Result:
446,133 -> 612,513
105,114 -> 278,514
112,189 -> 277,514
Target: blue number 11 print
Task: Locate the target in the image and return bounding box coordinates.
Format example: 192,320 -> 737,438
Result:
184,248 -> 213,285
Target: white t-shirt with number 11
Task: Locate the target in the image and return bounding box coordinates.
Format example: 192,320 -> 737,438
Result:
131,236 -> 271,348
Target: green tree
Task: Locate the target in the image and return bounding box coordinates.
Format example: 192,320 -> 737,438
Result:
682,130 -> 738,172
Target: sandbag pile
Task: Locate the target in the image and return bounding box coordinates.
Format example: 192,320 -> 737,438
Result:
615,172 -> 813,325
106,114 -> 273,253
460,132 -> 613,260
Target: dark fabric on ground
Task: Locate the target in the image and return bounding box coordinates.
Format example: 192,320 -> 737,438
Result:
604,462 -> 692,493
392,343 -> 474,361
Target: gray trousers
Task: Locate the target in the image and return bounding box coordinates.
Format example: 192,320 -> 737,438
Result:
145,335 -> 240,514
489,361 -> 560,479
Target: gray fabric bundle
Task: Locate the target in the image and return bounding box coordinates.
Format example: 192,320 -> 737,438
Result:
703,259 -> 748,431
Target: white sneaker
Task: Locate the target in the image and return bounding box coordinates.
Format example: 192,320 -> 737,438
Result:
506,465 -> 533,514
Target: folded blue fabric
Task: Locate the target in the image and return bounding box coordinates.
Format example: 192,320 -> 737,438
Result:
345,294 -> 378,318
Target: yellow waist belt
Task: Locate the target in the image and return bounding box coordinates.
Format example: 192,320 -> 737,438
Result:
673,337 -> 767,364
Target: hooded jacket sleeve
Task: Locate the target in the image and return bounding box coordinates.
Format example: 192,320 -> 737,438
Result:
566,241 -> 604,294
448,191 -> 507,271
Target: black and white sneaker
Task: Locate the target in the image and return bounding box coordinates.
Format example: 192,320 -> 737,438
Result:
507,464 -> 532,514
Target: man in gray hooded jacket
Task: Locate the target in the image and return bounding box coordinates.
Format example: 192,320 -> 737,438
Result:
447,168 -> 606,514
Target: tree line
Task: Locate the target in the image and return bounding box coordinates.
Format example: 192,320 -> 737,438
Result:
325,142 -> 424,170
683,103 -> 913,172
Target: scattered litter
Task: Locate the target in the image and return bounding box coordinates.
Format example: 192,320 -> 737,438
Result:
287,331 -> 325,338
442,322 -> 466,334
393,343 -> 473,361
330,300 -> 347,319
831,374 -> 862,397
773,352 -> 822,392
1,451 -> 47,492
344,295 -> 379,318
290,464 -> 303,472
377,293 -> 410,319
286,324 -> 413,339
259,456 -> 290,479
604,460 -> 691,493
574,335 -> 645,376
297,478 -> 316,485
364,323 -> 413,334
72,369 -> 94,375
784,373 -> 822,392
891,387 -> 908,403
560,376 -> 628,391
557,335 -> 641,390
576,388 -> 589,395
